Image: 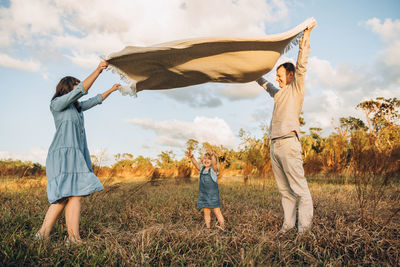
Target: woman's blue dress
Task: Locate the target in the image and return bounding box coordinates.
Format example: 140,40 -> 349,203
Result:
46,83 -> 104,204
197,165 -> 221,208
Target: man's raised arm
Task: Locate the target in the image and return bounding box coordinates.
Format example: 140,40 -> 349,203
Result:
293,23 -> 316,91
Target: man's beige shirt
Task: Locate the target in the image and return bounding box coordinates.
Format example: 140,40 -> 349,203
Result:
261,39 -> 310,139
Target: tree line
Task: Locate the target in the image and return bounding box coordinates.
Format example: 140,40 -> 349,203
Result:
1,97 -> 399,182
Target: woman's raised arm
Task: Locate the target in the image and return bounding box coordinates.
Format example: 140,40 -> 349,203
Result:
82,61 -> 108,91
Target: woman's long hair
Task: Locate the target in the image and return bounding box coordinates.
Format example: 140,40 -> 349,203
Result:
52,76 -> 82,112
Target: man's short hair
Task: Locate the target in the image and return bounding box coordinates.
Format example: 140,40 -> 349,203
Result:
277,62 -> 295,73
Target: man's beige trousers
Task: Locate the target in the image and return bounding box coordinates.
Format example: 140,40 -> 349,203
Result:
270,137 -> 313,232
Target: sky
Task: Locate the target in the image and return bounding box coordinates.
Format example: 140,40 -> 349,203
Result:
0,0 -> 399,165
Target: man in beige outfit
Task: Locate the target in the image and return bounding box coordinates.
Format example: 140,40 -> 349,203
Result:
256,24 -> 315,233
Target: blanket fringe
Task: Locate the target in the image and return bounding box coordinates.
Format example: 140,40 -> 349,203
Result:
282,16 -> 316,55
100,55 -> 138,97
283,31 -> 303,55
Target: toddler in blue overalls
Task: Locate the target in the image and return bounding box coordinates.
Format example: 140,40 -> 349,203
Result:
186,150 -> 225,230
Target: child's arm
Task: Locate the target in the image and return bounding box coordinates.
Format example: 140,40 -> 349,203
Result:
185,150 -> 200,171
209,150 -> 218,173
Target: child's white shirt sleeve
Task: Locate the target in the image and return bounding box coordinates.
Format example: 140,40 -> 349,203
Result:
210,167 -> 219,183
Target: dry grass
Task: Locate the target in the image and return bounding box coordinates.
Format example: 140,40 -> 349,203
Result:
0,176 -> 399,266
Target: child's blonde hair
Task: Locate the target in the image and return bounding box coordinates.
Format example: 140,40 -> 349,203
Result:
204,152 -> 213,158
201,151 -> 216,161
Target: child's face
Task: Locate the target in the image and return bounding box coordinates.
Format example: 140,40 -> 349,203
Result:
202,155 -> 212,167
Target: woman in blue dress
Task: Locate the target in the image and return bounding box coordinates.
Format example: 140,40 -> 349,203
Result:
36,61 -> 120,244
186,150 -> 225,230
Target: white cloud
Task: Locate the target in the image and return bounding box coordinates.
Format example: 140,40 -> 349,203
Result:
307,57 -> 367,92
126,116 -> 236,149
381,40 -> 400,67
303,89 -> 346,129
0,147 -> 47,165
303,58 -> 399,130
162,81 -> 269,107
0,0 -> 62,44
164,0 -> 286,39
160,85 -> 223,107
252,102 -> 273,123
0,0 -> 290,69
220,83 -> 264,100
0,53 -> 40,71
58,0 -> 287,68
65,52 -> 101,69
0,30 -> 11,47
53,33 -> 125,54
365,18 -> 400,43
41,72 -> 49,80
365,18 -> 400,69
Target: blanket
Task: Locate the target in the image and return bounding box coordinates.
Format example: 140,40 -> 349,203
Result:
105,17 -> 316,96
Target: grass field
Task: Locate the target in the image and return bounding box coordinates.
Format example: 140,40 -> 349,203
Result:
1,176 -> 399,266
